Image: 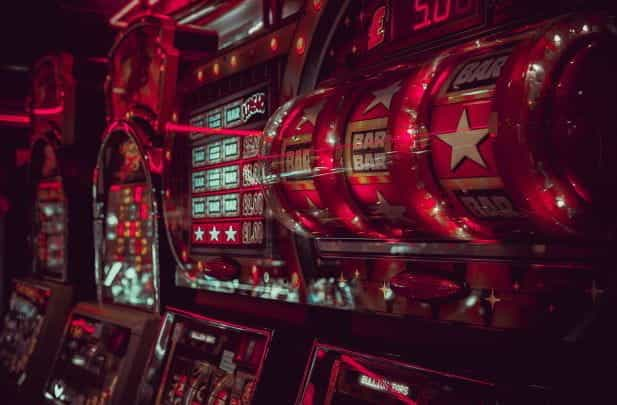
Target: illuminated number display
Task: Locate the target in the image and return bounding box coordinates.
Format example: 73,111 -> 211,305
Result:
192,197 -> 207,218
207,110 -> 222,128
207,196 -> 222,217
192,172 -> 207,193
192,146 -> 207,167
207,142 -> 222,164
223,194 -> 240,216
188,91 -> 267,249
223,138 -> 240,161
411,0 -> 479,31
190,139 -> 265,247
207,168 -> 222,190
223,165 -> 240,189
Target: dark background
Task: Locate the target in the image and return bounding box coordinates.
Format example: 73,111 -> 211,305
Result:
0,0 -> 121,111
0,1 -> 120,313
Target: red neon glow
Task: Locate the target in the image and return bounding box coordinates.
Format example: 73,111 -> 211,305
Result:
412,0 -> 476,31
295,36 -> 306,55
270,36 -> 279,52
166,123 -> 262,137
340,355 -> 416,404
0,114 -> 30,125
33,106 -> 64,116
71,318 -> 96,335
312,0 -> 323,11
109,0 -> 139,28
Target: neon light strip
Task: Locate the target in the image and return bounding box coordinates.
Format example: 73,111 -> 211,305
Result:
0,114 -> 30,125
33,106 -> 64,115
103,262 -> 123,287
177,5 -> 216,25
340,354 -> 417,405
109,0 -> 139,28
166,123 -> 262,137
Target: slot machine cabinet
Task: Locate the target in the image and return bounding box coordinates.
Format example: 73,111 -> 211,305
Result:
165,19 -> 302,299
266,0 -> 617,402
157,4 -> 320,403
155,1 -> 617,403
42,15 -> 217,405
296,342 -> 548,404
0,53 -> 105,401
137,308 -> 272,405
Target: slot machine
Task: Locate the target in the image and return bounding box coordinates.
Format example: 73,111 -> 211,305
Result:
275,0 -> 616,402
42,16 -> 216,405
135,2 -> 306,404
150,0 -> 614,403
0,53 -> 105,401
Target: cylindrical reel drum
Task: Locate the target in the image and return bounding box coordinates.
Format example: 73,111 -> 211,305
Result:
330,72 -> 414,240
93,120 -> 162,311
262,88 -> 342,237
496,14 -> 617,238
407,14 -> 617,240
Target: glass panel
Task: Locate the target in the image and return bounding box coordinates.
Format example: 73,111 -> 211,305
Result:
137,310 -> 272,405
99,133 -> 157,310
44,315 -> 131,403
0,281 -> 51,379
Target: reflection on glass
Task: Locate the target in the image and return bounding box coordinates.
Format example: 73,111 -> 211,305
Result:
0,281 -> 51,380
137,310 -> 271,405
34,178 -> 67,279
44,315 -> 131,404
103,183 -> 155,309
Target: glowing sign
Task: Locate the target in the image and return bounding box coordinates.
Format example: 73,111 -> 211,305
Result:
241,92 -> 266,123
358,374 -> 410,396
194,90 -> 268,130
411,0 -> 480,31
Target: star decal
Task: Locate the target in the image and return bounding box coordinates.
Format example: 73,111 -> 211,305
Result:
371,192 -> 406,221
209,226 -> 220,241
588,280 -> 605,305
437,109 -> 489,170
364,81 -> 402,114
380,281 -> 394,300
484,288 -> 501,312
305,197 -> 336,223
224,225 -> 237,242
194,226 -> 205,241
296,101 -> 326,130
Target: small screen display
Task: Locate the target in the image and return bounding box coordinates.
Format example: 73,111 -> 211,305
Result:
190,134 -> 265,249
44,315 -> 131,404
137,311 -> 271,405
298,344 -> 513,404
102,182 -> 156,309
0,281 -> 51,379
409,0 -> 480,31
34,179 -> 67,279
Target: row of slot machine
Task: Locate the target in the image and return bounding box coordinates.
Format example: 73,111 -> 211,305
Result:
1,0 -> 617,403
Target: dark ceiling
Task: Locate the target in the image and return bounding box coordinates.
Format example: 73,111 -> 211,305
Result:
0,0 -> 120,111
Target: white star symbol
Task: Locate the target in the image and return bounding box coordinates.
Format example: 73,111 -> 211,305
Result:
225,225 -> 237,241
296,101 -> 325,130
194,226 -> 204,241
209,226 -> 220,241
588,280 -> 605,305
484,288 -> 501,312
380,282 -> 394,301
305,196 -> 336,223
436,109 -> 489,170
371,191 -> 406,221
364,81 -> 402,113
